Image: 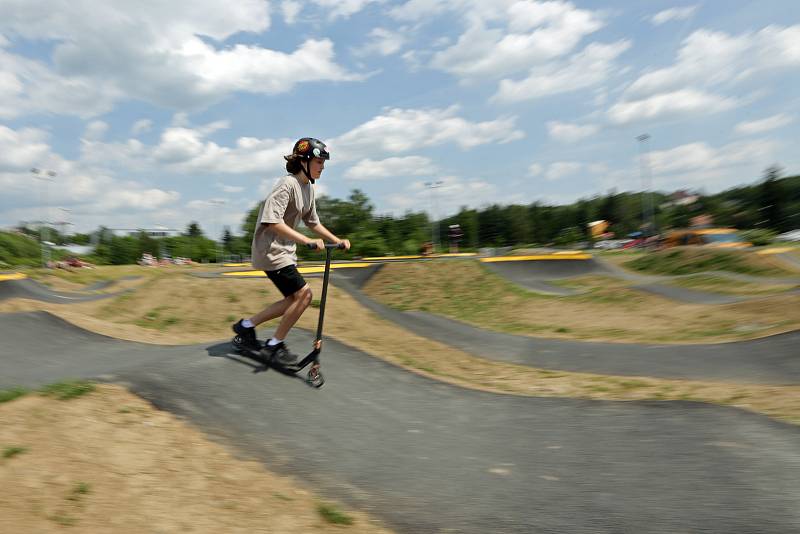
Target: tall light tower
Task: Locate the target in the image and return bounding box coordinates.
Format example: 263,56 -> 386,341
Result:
30,168 -> 57,267
636,135 -> 655,236
425,181 -> 444,251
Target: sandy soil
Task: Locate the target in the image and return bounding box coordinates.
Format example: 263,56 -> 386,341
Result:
0,384 -> 394,533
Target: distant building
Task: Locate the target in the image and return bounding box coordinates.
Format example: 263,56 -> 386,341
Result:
108,227 -> 181,238
661,190 -> 699,209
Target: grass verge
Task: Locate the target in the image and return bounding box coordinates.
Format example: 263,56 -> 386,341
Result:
624,247 -> 794,277
39,380 -> 95,400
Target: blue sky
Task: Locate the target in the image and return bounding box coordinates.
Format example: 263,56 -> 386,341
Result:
1,0 -> 799,237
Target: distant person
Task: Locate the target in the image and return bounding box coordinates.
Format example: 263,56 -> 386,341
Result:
232,138 -> 351,367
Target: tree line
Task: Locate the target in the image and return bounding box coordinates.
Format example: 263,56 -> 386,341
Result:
3,167 -> 797,266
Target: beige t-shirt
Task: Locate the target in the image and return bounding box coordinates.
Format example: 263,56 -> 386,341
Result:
251,174 -> 319,271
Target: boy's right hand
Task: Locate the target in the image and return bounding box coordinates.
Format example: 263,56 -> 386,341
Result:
307,238 -> 325,251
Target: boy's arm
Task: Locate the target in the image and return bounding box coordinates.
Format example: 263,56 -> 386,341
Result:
306,222 -> 351,251
265,222 -> 316,245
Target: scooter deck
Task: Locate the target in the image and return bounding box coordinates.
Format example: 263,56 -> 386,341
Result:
231,340 -> 323,387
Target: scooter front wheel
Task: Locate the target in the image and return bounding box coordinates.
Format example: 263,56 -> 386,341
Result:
306,365 -> 324,388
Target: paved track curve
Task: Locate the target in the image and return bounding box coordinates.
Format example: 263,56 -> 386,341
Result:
1,311 -> 799,533
0,277 -> 132,303
332,271 -> 800,384
483,257 -> 800,304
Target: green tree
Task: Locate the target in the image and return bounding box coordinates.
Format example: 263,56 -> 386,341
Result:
185,221 -> 204,238
506,205 -> 531,245
222,227 -> 234,253
109,236 -> 139,265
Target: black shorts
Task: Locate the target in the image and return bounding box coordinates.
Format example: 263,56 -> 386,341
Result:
266,265 -> 307,297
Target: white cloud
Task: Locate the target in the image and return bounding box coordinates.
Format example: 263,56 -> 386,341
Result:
650,6 -> 698,26
83,121 -> 108,141
354,28 -> 406,57
217,183 -> 245,193
282,0 -> 301,24
528,163 -> 543,176
102,188 -> 180,211
647,139 -> 777,176
0,1 -> 359,117
545,161 -> 582,181
546,121 -> 599,143
312,0 -> 381,19
605,25 -> 800,125
493,40 -> 630,103
131,119 -> 153,136
389,0 -> 455,21
80,120 -> 295,175
607,89 -> 739,125
332,106 -> 524,160
0,126 -> 181,230
734,114 -> 794,135
429,1 -> 604,80
385,174 -> 497,216
0,47 -> 122,118
345,156 -> 437,180
0,126 -> 53,171
625,26 -> 800,99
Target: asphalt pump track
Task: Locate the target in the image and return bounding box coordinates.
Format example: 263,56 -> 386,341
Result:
482,256 -> 800,304
330,268 -> 800,385
1,310 -> 799,533
0,276 -> 136,303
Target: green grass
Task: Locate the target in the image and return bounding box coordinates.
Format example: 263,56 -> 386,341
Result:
134,306 -> 181,330
66,482 -> 91,501
317,503 -> 354,525
615,380 -> 649,390
3,446 -> 28,458
0,387 -> 29,403
666,274 -> 797,296
25,264 -> 151,287
39,380 -> 95,400
625,248 -> 790,277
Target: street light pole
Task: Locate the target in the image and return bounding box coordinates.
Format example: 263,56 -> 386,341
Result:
636,135 -> 655,236
30,168 -> 57,267
424,181 -> 444,251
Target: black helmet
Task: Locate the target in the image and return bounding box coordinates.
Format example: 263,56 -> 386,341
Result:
290,137 -> 330,161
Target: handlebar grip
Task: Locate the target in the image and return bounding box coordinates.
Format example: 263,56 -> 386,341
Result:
307,242 -> 347,250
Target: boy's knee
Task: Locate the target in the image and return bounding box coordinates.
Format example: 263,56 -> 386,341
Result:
293,285 -> 312,307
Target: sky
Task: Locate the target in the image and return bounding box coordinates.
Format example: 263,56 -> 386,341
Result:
1,0 -> 799,238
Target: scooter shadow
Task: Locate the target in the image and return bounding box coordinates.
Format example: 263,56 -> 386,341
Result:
205,341 -> 307,382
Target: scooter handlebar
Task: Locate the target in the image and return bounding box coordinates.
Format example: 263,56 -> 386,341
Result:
306,242 -> 346,250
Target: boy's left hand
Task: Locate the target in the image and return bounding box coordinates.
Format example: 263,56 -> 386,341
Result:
338,239 -> 351,251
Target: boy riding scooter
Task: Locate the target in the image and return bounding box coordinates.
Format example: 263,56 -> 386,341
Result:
232,138 -> 351,376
